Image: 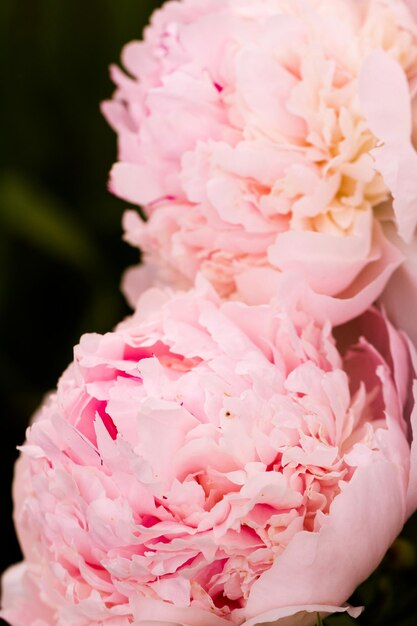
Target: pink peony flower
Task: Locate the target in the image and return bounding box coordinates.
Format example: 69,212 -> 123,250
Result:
102,0 -> 417,324
2,280 -> 417,626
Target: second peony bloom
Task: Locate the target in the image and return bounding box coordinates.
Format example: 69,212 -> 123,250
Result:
2,279 -> 417,626
103,0 -> 417,325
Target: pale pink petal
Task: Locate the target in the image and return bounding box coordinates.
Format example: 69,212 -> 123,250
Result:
235,46 -> 305,138
101,100 -> 138,134
359,51 -> 417,242
121,264 -> 161,309
109,163 -> 166,206
1,563 -> 55,626
404,0 -> 417,26
245,461 -> 405,616
131,597 -> 231,626
238,224 -> 403,324
268,211 -> 374,296
240,603 -> 362,626
380,226 -> 417,347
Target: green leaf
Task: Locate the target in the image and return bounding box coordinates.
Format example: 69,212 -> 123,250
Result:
317,614 -> 324,626
0,172 -> 101,271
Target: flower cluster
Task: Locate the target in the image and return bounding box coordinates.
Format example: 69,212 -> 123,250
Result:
3,1 -> 417,626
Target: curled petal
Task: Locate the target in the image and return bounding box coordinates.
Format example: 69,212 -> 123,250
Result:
359,51 -> 417,242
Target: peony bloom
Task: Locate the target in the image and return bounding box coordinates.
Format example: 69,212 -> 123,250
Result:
2,279 -> 417,626
103,0 -> 417,324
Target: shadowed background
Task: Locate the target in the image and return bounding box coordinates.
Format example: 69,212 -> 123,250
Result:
1,2 -> 417,625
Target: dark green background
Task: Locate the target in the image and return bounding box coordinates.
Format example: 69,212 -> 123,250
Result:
1,2 -> 417,625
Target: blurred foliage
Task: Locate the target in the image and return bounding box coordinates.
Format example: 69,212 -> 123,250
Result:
1,2 -> 417,625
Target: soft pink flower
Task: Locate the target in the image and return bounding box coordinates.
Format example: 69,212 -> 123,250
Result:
2,280 -> 417,625
103,0 -> 417,323
379,225 -> 417,348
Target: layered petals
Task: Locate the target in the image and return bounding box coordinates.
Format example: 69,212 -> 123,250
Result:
2,282 -> 416,625
104,0 -> 417,320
